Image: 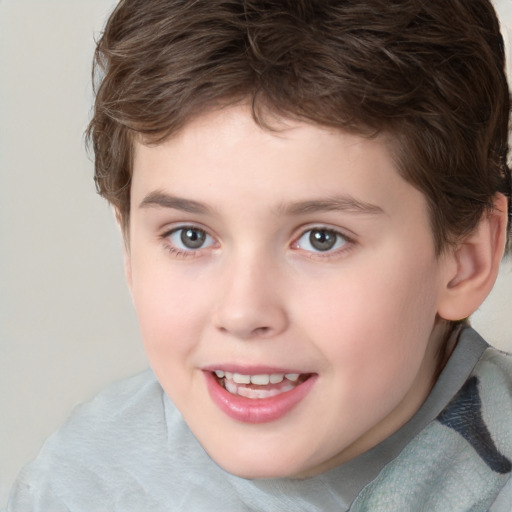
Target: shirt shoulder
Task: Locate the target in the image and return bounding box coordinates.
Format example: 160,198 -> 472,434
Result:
6,370 -> 175,512
351,330 -> 512,511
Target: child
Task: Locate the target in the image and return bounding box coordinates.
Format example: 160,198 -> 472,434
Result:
7,0 -> 512,510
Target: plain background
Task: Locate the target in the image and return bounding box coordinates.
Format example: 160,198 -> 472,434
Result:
1,0 -> 512,506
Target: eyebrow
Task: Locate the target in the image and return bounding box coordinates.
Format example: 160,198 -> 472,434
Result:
280,196 -> 385,216
139,191 -> 211,214
139,191 -> 384,217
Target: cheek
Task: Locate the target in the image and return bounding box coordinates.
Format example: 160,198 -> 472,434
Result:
131,269 -> 214,407
302,253 -> 441,379
131,266 -> 212,358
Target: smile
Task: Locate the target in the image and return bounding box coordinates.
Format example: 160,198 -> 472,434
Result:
215,370 -> 304,399
204,369 -> 317,423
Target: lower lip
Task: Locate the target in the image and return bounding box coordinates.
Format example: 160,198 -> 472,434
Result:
204,371 -> 317,424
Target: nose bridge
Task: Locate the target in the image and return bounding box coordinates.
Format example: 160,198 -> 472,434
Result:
214,245 -> 288,339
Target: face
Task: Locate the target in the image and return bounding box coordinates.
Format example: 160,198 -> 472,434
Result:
127,105 -> 454,479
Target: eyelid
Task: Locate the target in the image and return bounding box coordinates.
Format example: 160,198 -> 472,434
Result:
160,221 -> 215,239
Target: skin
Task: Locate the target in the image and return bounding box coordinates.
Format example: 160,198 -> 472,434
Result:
125,105 -> 461,479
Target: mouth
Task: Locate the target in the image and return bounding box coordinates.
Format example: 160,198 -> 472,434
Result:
204,368 -> 316,423
213,370 -> 311,399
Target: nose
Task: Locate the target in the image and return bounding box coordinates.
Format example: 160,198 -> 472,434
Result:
213,255 -> 288,340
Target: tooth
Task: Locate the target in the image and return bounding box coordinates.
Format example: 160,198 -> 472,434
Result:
285,373 -> 300,382
225,371 -> 233,380
237,384 -> 295,399
270,373 -> 284,384
214,370 -> 225,378
251,374 -> 270,385
238,386 -> 280,399
224,378 -> 238,394
233,373 -> 251,384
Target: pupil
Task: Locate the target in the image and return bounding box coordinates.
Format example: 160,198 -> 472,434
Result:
181,228 -> 206,249
310,229 -> 336,251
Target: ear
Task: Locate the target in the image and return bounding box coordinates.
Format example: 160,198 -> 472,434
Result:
437,194 -> 508,321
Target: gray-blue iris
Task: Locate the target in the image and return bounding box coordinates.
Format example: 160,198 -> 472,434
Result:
181,228 -> 206,249
310,229 -> 336,251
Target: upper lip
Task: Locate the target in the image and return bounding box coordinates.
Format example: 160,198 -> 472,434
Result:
202,364 -> 308,375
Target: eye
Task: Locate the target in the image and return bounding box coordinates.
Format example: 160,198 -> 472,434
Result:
166,226 -> 215,251
295,228 -> 348,253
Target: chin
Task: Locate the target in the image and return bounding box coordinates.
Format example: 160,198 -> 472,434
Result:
209,450 -> 303,480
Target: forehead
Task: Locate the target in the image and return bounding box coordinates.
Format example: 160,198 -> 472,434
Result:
130,105 -> 428,231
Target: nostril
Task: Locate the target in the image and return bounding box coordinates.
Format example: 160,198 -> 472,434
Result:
253,326 -> 271,336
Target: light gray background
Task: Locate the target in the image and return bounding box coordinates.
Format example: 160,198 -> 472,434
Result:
1,0 -> 511,506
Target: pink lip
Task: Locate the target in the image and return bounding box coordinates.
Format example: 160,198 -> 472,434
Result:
203,370 -> 317,424
202,364 -> 303,374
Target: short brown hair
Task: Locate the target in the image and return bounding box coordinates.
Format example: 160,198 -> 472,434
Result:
87,0 -> 511,253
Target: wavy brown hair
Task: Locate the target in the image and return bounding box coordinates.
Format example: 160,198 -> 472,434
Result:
87,0 -> 511,253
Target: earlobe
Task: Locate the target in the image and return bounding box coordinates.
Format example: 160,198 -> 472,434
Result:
437,194 -> 508,321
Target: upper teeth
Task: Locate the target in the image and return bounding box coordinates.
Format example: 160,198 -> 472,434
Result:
214,370 -> 300,385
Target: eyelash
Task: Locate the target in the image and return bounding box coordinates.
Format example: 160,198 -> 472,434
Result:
159,225 -> 355,260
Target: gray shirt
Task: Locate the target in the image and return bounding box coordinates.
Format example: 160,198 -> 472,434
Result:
7,328 -> 512,511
